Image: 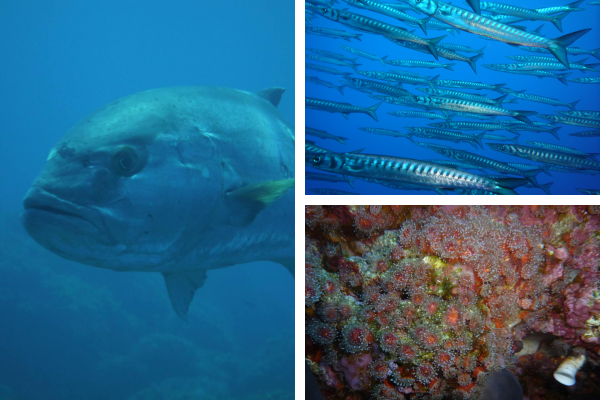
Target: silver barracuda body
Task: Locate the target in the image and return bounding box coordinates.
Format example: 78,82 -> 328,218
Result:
305,26 -> 363,41
305,152 -> 518,194
305,54 -> 360,70
358,127 -> 415,142
537,114 -> 600,129
558,110 -> 600,120
339,45 -> 388,65
306,127 -> 348,144
306,97 -> 382,121
343,77 -> 411,97
343,0 -> 431,35
404,126 -> 484,149
306,76 -> 346,95
432,79 -> 505,92
487,143 -> 600,171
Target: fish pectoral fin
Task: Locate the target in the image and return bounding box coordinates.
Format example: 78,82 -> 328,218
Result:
162,270 -> 208,321
256,87 -> 286,108
226,178 -> 295,225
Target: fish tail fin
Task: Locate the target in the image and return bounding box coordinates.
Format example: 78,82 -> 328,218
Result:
494,94 -> 508,106
550,126 -> 561,140
419,16 -> 431,35
585,63 -> 600,72
558,72 -> 572,86
592,48 -> 600,60
551,28 -> 592,67
493,186 -> 518,195
467,53 -> 483,74
568,99 -> 580,111
426,36 -> 446,60
542,167 -> 553,177
355,34 -> 363,41
567,0 -> 585,9
514,110 -> 537,124
510,134 -> 520,144
475,132 -> 485,149
346,177 -> 355,188
337,136 -> 348,145
428,75 -> 440,89
338,85 -> 346,96
551,12 -> 570,33
381,55 -> 388,66
478,45 -> 487,54
541,182 -> 554,195
445,63 -> 456,71
366,102 -> 382,122
492,83 -> 507,93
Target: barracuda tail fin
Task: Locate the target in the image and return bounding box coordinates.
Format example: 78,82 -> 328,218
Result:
568,99 -> 580,111
551,28 -> 592,68
445,63 -> 456,71
493,94 -> 508,106
585,63 -> 600,72
419,17 -> 431,35
474,132 -> 485,149
365,101 -> 382,122
513,110 -> 537,124
557,72 -> 572,86
380,55 -> 388,66
593,48 -> 600,60
540,182 -> 554,195
338,85 -> 346,96
355,34 -> 363,41
428,75 -> 440,89
567,0 -> 585,10
467,0 -> 481,14
549,126 -> 561,140
346,177 -> 355,188
336,136 -> 348,145
510,133 -> 521,144
551,12 -> 570,33
467,53 -> 483,74
492,83 -> 506,93
426,36 -> 446,60
350,64 -> 362,72
478,46 -> 486,55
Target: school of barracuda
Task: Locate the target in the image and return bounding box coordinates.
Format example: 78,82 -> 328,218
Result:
305,0 -> 600,195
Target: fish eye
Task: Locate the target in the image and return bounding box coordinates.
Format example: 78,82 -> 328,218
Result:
313,155 -> 322,163
112,146 -> 140,177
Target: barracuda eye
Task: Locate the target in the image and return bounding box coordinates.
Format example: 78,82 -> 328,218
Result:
112,146 -> 142,177
313,155 -> 322,164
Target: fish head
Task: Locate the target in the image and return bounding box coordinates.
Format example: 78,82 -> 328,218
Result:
305,152 -> 345,173
487,143 -> 517,155
313,5 -> 338,21
22,90 -> 224,271
404,0 -> 438,15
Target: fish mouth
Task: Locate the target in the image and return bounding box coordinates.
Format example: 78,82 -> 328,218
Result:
23,187 -> 114,244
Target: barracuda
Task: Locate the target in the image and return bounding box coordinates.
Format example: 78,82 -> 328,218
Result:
487,143 -> 600,171
343,0 -> 431,34
339,45 -> 388,66
305,152 -> 518,194
523,141 -> 597,158
483,133 -> 520,144
306,97 -> 381,121
305,140 -> 335,155
305,54 -> 360,71
558,110 -> 600,120
386,38 -> 482,73
478,2 -> 570,32
569,77 -> 600,84
357,70 -> 438,88
519,45 -> 600,61
506,55 -> 588,64
507,91 -> 579,111
387,38 -> 482,74
313,6 -> 445,59
385,59 -> 455,70
412,95 -> 537,123
306,172 -> 356,188
447,111 -> 496,120
358,127 -> 414,143
401,0 -> 590,68
389,110 -> 453,121
306,63 -> 352,77
568,130 -> 600,137
433,79 -> 506,93
496,121 -> 561,139
404,126 -> 484,149
370,95 -> 428,110
309,188 -> 358,195
307,47 -> 356,61
486,61 -> 599,73
306,127 -> 348,145
577,189 -> 600,195
305,76 -> 346,96
483,65 -> 572,86
343,77 -> 410,97
437,43 -> 486,54
305,26 -> 363,41
417,87 -> 508,106
537,115 -> 600,129
429,121 -> 517,134
404,17 -> 460,35
535,1 -> 585,16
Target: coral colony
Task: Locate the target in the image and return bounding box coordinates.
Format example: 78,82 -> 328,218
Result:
305,206 -> 600,399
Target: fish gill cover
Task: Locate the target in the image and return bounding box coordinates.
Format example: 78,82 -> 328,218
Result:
305,205 -> 600,399
305,0 -> 600,195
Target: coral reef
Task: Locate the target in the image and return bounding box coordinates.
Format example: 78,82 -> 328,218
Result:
306,206 -> 600,399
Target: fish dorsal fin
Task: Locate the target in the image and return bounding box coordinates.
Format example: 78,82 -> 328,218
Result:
256,87 -> 285,108
226,178 -> 295,226
162,270 -> 207,321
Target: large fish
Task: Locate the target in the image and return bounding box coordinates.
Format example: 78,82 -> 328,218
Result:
22,86 -> 295,320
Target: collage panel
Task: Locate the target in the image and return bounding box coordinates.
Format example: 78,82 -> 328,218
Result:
305,205 -> 600,399
305,0 -> 600,195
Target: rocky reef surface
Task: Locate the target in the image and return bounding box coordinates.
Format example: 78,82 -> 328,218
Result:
305,206 -> 600,400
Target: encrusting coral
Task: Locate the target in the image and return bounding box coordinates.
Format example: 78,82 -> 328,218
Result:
306,206 -> 600,399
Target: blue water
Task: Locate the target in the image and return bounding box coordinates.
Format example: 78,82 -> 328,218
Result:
305,0 -> 600,195
0,1 -> 294,399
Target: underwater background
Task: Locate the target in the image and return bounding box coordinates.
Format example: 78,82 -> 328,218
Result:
0,1 -> 294,399
305,0 -> 600,195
